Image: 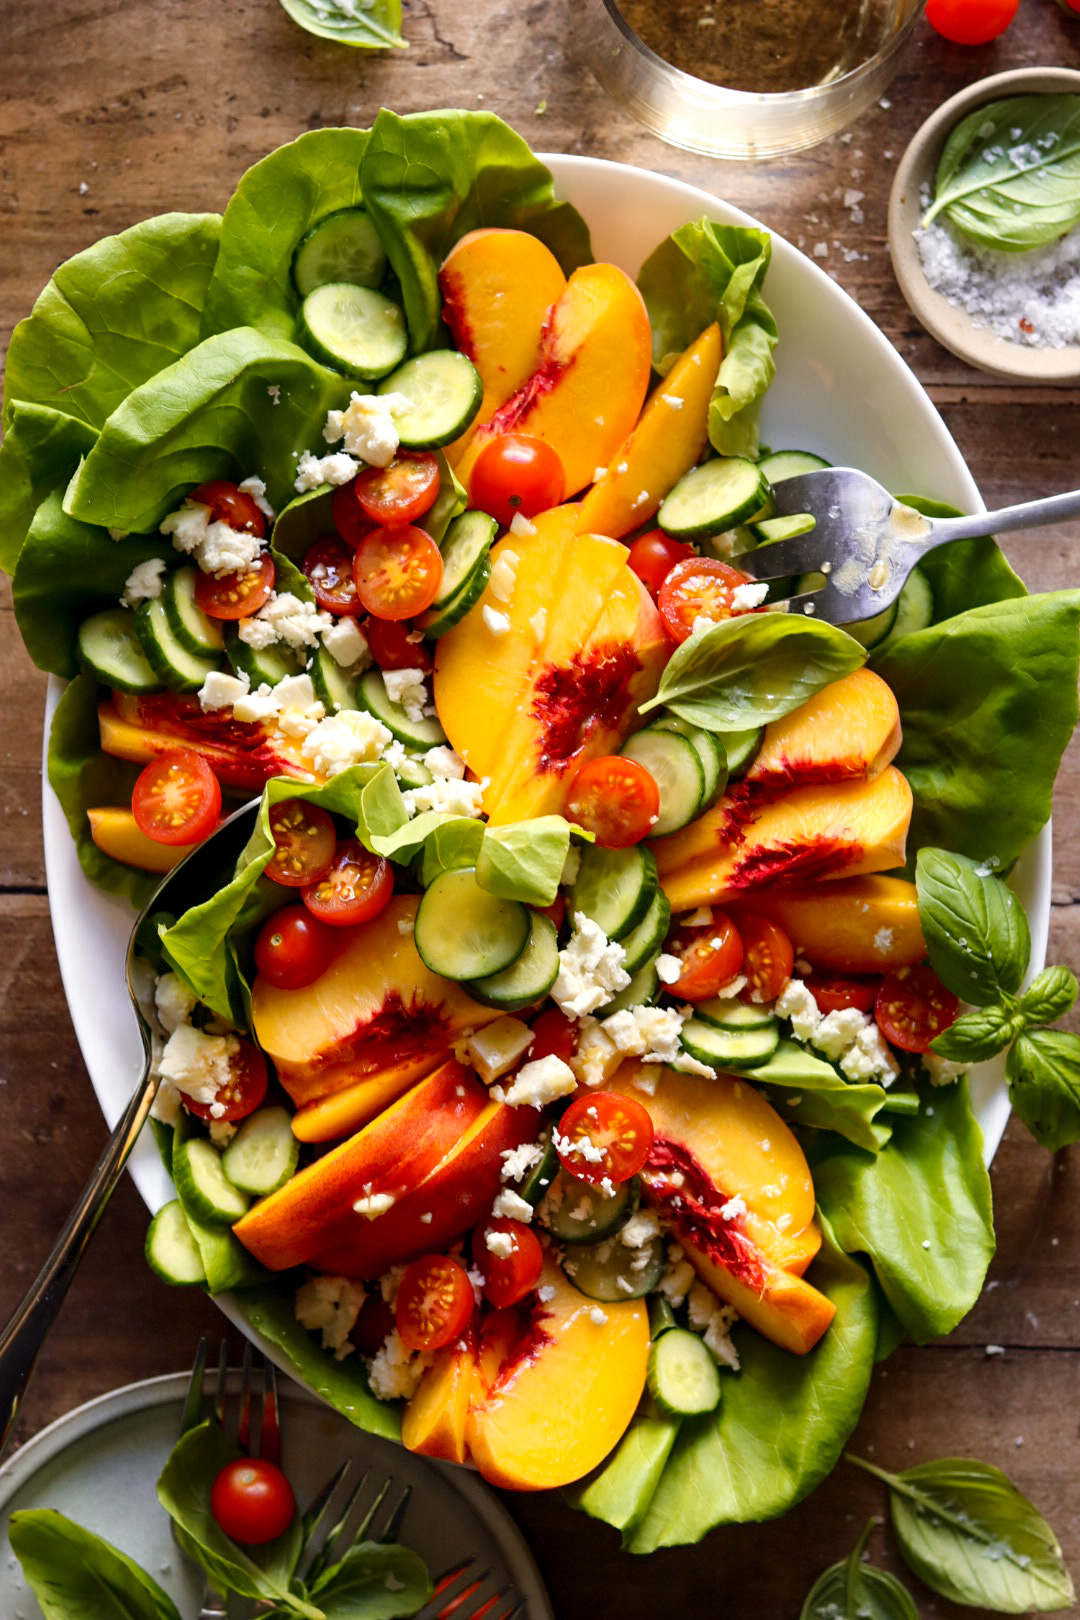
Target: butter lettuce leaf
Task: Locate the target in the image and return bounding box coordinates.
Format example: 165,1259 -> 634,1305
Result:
743,1041 -> 893,1153
885,495 -> 1026,627
477,815 -> 576,907
0,404 -> 98,575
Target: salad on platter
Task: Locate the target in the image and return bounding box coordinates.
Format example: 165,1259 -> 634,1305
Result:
4,109 -> 1080,1553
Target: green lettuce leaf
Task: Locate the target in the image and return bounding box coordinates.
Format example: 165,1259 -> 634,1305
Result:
476,815 -> 574,907
0,403 -> 98,575
359,108 -> 592,355
9,1508 -> 183,1620
745,1041 -> 892,1153
64,327 -> 350,532
884,495 -> 1026,627
277,0 -> 405,50
637,219 -> 778,459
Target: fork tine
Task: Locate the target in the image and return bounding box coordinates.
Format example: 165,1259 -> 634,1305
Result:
259,1356 -> 281,1465
418,1559 -> 488,1618
301,1458 -> 351,1546
232,1339 -> 253,1452
354,1474 -> 392,1541
211,1340 -> 229,1432
740,532 -> 829,581
378,1482 -> 412,1544
780,588 -> 825,618
497,1600 -> 527,1619
179,1336 -> 208,1436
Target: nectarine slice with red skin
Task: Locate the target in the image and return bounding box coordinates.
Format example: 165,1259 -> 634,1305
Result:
290,1053 -> 447,1144
401,1331 -> 479,1465
735,874 -> 926,974
87,807 -> 200,873
99,696 -> 307,793
743,669 -> 902,795
465,1260 -> 650,1491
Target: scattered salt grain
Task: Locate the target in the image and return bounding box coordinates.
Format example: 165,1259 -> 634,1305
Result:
916,210 -> 1080,349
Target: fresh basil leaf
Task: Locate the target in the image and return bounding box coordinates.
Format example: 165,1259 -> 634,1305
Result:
0,402 -> 98,575
9,1508 -> 183,1620
1007,1028 -> 1080,1152
277,0 -> 405,49
915,847 -> 1030,1003
639,613 -> 866,731
850,1454 -> 1076,1612
931,1003 -> 1015,1063
924,93 -> 1080,251
800,1520 -> 918,1620
419,817 -> 486,886
308,1539 -> 432,1617
1020,965 -> 1079,1027
476,815 -> 574,907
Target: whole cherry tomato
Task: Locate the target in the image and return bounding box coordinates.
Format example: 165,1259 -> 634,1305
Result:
925,0 -> 1018,43
131,750 -> 221,846
469,434 -> 566,527
254,905 -> 336,990
565,755 -> 660,848
627,530 -> 695,598
210,1457 -> 295,1546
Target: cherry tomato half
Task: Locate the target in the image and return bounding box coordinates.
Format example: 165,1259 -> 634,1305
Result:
186,1037 -> 269,1124
470,434 -> 566,528
265,799 -> 336,888
352,453 -> 441,528
396,1254 -> 475,1352
556,1091 -> 654,1186
191,480 -> 267,539
627,530 -> 695,598
332,482 -> 374,550
254,905 -> 336,990
666,914 -> 744,1001
804,972 -> 881,1015
565,755 -> 660,848
131,750 -> 222,846
194,552 -> 275,621
363,615 -> 433,673
302,838 -> 394,926
303,535 -> 363,617
353,526 -> 443,620
528,1006 -> 577,1065
739,913 -> 794,1003
925,0 -> 1018,43
472,1218 -> 544,1309
875,966 -> 960,1053
658,557 -> 761,643
210,1457 -> 295,1546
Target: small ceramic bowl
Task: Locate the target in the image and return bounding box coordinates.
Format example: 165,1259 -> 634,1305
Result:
888,66 -> 1080,382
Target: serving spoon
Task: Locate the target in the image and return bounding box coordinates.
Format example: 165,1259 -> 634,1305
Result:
0,798 -> 261,1458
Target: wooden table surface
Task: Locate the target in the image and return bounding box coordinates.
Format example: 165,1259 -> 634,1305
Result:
2,3 -> 1080,1614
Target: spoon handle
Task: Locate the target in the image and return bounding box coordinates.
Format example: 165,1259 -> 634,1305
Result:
0,1065 -> 157,1458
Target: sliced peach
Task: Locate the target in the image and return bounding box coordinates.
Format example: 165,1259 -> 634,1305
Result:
401,1331 -> 478,1465
455,264 -> 653,498
232,1060 -> 486,1272
100,692 -> 319,791
679,1237 -> 837,1357
657,767 -> 913,912
744,669 -> 902,795
576,323 -> 721,539
465,1259 -> 649,1490
87,807 -> 199,873
740,874 -> 926,973
290,1054 -> 446,1144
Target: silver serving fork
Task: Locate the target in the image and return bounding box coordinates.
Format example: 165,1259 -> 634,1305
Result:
738,467 -> 1080,625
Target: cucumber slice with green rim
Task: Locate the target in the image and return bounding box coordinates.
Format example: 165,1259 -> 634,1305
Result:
357,668 -> 446,748
647,1326 -> 722,1415
224,624 -> 301,689
658,457 -> 771,538
134,596 -> 221,693
620,728 -> 704,837
77,607 -> 162,694
570,843 -> 658,942
430,510 -> 495,611
298,283 -> 408,380
145,1200 -> 206,1286
310,643 -> 359,713
649,1294 -> 678,1341
173,1137 -> 250,1225
843,593 -> 899,650
603,956 -> 661,1016
565,1232 -> 666,1303
292,208 -> 388,298
718,726 -> 763,778
468,911 -> 559,1010
752,512 -> 816,545
543,1169 -> 639,1245
878,566 -> 934,650
651,714 -> 725,806
163,565 -> 225,657
417,554 -> 491,639
681,1015 -> 779,1069
757,449 -> 830,483
695,997 -> 776,1031
415,866 -> 530,980
378,351 -> 484,449
617,888 -> 671,976
221,1106 -> 299,1197
394,754 -> 433,790
518,1125 -> 559,1209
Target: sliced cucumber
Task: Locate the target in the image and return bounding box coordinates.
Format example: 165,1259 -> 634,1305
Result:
292,208 -> 388,298
428,510 -> 495,614
298,283 -> 408,380
843,592 -> 899,650
758,448 -> 830,483
357,668 -> 446,748
145,1200 -> 206,1286
566,1232 -> 666,1304
309,643 -> 359,713
134,596 -> 221,693
695,997 -> 776,1031
570,843 -> 658,942
224,624 -> 301,689
468,911 -> 560,1010
603,956 -> 661,1016
415,866 -> 530,980
394,753 -> 433,790
718,726 -> 763,778
618,888 -> 671,976
378,351 -> 483,449
620,728 -> 704,837
518,1125 -> 559,1209
649,1294 -> 678,1341
543,1169 -> 639,1245
879,566 -> 934,648
647,1326 -> 722,1416
416,554 -> 491,639
173,1137 -> 250,1225
222,1106 -> 300,1197
163,566 -> 225,657
681,1015 -> 780,1069
752,512 -> 816,545
658,457 -> 771,538
77,607 -> 162,694
652,714 -> 725,806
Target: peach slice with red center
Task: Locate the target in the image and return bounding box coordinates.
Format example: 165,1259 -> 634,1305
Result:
99,692 -> 311,793
742,668 -> 902,795
738,874 -> 926,974
464,1259 -> 650,1490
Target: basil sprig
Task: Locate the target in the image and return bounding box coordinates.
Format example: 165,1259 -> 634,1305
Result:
799,1520 -> 918,1620
9,1510 -> 182,1620
914,848 -> 1080,1150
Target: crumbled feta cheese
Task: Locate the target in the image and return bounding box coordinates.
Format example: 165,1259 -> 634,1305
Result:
239,591 -> 333,652
687,1281 -> 740,1370
425,746 -> 466,781
231,683 -> 281,724
208,1118 -> 237,1148
492,1187 -> 534,1223
537,1284 -> 556,1304
571,1003 -> 713,1083
295,1275 -> 366,1359
353,1191 -> 396,1220
154,972 -> 198,1034
120,557 -> 167,608
482,605 -> 512,636
238,474 -> 275,520
685,907 -> 713,927
620,1208 -> 662,1249
401,776 -> 486,819
367,1328 -> 430,1401
588,1307 -> 609,1326
553,1125 -> 605,1166
323,392 -> 412,468
485,1229 -> 515,1258
383,667 -> 429,723
320,615 -> 371,671
923,1050 -> 966,1086
813,1006 -> 869,1061
692,614 -> 719,637
655,953 -> 683,986
293,450 -> 360,492
267,386 -> 281,405
198,669 -> 251,713
775,978 -> 823,1043
379,1265 -> 407,1305
160,499 -> 266,578
467,1017 -> 534,1085
488,549 -> 520,604
661,393 -> 684,410
659,1249 -> 696,1308
501,1142 -> 545,1185
730,580 -> 769,611
157,1023 -> 238,1115
720,1194 -> 747,1221
503,1054 -> 577,1109
302,708 -> 391,776
529,607 -> 547,641
840,1022 -> 899,1085
509,512 -> 537,537
551,913 -> 630,1019
873,926 -> 895,955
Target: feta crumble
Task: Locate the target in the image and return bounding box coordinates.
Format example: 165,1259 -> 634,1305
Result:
237,474 -> 275,520
293,450 -> 360,493
401,776 -> 486,819
353,1191 -> 396,1220
154,972 -> 198,1035
551,913 -> 630,1019
238,591 -> 333,652
509,512 -> 537,537
482,604 -> 512,636
367,1328 -> 430,1401
730,580 -> 769,611
655,953 -> 683,986
302,709 -> 392,776
323,391 -> 412,468
161,499 -> 265,578
488,549 -> 520,604
491,1188 -> 534,1223
502,1054 -> 577,1109
320,614 -> 371,671
381,667 -> 428,724
500,1141 -> 545,1183
295,1275 -> 366,1359
120,557 -> 167,608
157,1023 -> 239,1118
486,1229 -> 515,1258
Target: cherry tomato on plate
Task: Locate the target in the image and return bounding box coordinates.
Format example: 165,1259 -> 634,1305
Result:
565,755 -> 660,848
363,615 -> 433,673
627,530 -> 695,598
739,913 -> 795,1003
210,1457 -> 295,1546
186,1038 -> 269,1124
331,482 -> 374,550
804,972 -> 881,1015
303,535 -> 363,616
353,526 -> 444,620
131,750 -> 221,846
352,453 -> 441,528
658,557 -> 761,643
665,913 -> 744,1001
191,480 -> 267,539
302,838 -> 393,926
396,1254 -> 475,1352
925,0 -> 1018,43
469,434 -> 566,528
194,553 -> 275,621
876,966 -> 960,1053
528,1006 -> 577,1065
254,905 -> 336,990
265,799 -> 336,888
555,1091 -> 654,1186
472,1218 -> 544,1309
